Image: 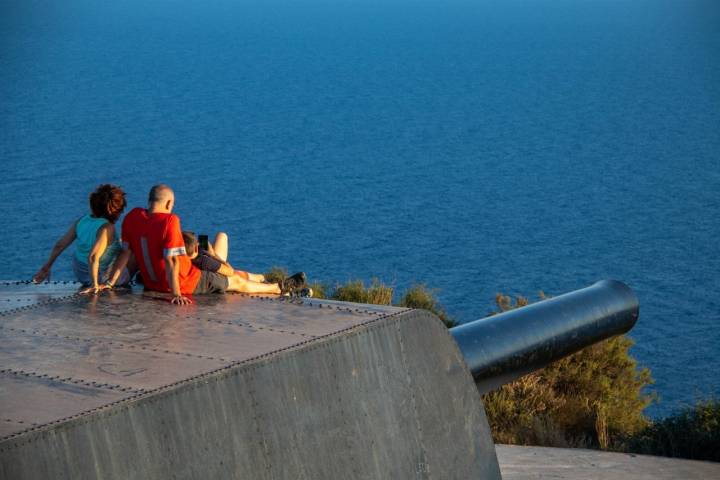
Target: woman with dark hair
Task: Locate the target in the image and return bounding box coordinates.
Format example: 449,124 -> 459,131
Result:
33,184 -> 130,293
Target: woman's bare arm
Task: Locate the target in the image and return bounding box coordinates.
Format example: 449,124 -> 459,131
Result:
33,220 -> 78,282
80,223 -> 112,293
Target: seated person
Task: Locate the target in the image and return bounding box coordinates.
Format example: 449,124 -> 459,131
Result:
184,232 -> 265,282
182,231 -> 310,296
33,184 -> 131,293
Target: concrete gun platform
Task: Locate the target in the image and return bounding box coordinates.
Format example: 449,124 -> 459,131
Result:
0,282 -> 405,439
0,281 -> 499,479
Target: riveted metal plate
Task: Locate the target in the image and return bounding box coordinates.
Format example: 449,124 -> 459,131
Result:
0,372 -> 128,438
0,283 -> 405,442
0,281 -> 81,314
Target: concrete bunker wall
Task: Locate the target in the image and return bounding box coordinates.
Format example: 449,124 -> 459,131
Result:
1,309 -> 500,480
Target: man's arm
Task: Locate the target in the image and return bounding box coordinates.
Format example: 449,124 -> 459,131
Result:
216,263 -> 235,277
163,214 -> 192,305
195,252 -> 234,277
166,254 -> 192,305
204,246 -> 233,270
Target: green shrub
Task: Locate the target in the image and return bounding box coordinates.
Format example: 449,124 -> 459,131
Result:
482,372 -> 573,446
327,280 -> 456,327
264,270 -> 456,326
264,266 -> 288,284
482,292 -> 654,450
398,284 -> 457,328
622,399 -> 720,461
307,281 -> 329,300
494,293 -> 530,312
331,279 -> 394,305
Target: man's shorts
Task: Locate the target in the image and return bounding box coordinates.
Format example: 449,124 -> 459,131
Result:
193,270 -> 229,294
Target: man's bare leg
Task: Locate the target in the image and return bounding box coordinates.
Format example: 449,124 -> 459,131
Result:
227,274 -> 281,294
247,272 -> 266,282
235,269 -> 266,283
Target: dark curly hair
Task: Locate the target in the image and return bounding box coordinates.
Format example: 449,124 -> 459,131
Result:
89,184 -> 127,224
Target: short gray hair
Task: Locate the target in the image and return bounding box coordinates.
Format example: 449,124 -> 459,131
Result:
148,184 -> 173,204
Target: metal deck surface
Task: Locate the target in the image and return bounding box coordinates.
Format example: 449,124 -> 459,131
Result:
0,281 -> 406,442
0,281 -> 79,314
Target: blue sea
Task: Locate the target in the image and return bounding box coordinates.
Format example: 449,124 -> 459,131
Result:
1,0 -> 718,418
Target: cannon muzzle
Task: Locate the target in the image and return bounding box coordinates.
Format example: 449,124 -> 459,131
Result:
450,280 -> 639,393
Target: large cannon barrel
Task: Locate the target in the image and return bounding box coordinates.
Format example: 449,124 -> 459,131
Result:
450,280 -> 640,394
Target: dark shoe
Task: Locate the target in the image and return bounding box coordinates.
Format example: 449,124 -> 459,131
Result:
292,287 -> 313,298
280,272 -> 307,295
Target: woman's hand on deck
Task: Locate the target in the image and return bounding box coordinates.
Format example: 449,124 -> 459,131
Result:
33,266 -> 51,283
79,284 -> 111,295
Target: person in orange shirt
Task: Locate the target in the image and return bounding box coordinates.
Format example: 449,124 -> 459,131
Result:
182,231 -> 310,297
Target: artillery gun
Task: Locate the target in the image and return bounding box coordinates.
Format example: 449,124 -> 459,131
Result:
0,279 -> 637,479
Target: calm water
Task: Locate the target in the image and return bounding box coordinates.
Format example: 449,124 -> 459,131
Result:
1,0 -> 719,417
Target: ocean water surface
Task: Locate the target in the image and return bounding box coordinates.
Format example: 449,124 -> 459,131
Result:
1,0 -> 719,417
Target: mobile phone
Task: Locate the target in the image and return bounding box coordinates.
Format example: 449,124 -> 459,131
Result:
198,234 -> 209,251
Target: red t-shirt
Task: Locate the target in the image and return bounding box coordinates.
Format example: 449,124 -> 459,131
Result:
121,208 -> 201,294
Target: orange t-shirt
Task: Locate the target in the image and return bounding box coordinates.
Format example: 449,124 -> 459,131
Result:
121,208 -> 201,294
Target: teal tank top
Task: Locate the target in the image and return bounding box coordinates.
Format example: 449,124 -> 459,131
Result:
74,214 -> 121,270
